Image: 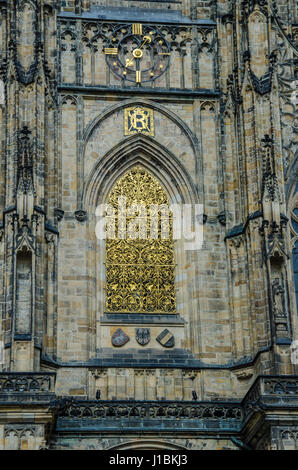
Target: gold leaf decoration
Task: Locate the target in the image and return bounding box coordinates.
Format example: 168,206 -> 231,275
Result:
106,166 -> 176,314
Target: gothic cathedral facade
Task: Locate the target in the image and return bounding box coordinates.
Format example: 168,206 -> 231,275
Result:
0,0 -> 297,451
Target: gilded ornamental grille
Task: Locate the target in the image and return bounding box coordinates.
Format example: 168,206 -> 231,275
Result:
106,166 -> 176,313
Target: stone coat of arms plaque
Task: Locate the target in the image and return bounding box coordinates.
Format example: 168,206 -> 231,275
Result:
111,328 -> 130,347
135,328 -> 150,346
156,329 -> 175,348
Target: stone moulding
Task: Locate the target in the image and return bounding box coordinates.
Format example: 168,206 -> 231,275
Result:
57,376 -> 298,418
57,375 -> 297,426
0,374 -> 296,442
242,375 -> 298,425
59,400 -> 243,421
56,400 -> 244,433
52,376 -> 298,441
0,372 -> 56,395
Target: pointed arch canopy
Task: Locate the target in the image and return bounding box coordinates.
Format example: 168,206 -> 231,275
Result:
108,439 -> 187,450
81,97 -> 199,159
84,133 -> 199,210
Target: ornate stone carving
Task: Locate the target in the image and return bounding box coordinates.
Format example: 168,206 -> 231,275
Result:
279,428 -> 298,450
272,278 -> 286,316
59,400 -> 243,421
45,232 -> 55,245
145,369 -> 155,377
264,379 -> 298,399
15,1 -> 38,85
249,70 -> 272,95
90,368 -> 108,379
200,101 -> 215,112
17,126 -> 34,195
0,373 -> 56,394
74,210 -> 87,222
15,224 -> 35,252
261,135 -> 280,207
182,370 -> 199,380
217,211 -> 226,226
134,369 -> 145,377
272,277 -> 289,334
234,369 -> 254,381
54,208 -> 64,221
4,425 -> 37,450
242,1 -> 268,18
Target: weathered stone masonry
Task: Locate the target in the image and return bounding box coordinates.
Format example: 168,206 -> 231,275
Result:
0,0 -> 297,450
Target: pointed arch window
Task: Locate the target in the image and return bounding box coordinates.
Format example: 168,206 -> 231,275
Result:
105,166 -> 176,314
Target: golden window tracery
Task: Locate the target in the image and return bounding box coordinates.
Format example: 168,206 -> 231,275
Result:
105,166 -> 176,314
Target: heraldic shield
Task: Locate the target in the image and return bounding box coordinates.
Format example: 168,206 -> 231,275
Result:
135,328 -> 150,346
111,328 -> 130,347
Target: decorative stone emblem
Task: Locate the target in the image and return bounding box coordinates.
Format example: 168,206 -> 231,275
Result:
234,369 -> 254,381
124,106 -> 154,136
54,208 -> 64,221
217,211 -> 226,226
74,210 -> 87,222
156,329 -> 175,348
135,328 -> 150,346
111,328 -> 130,347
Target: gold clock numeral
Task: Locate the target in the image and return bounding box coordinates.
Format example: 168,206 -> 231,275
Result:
104,47 -> 118,55
136,71 -> 141,83
132,23 -> 143,35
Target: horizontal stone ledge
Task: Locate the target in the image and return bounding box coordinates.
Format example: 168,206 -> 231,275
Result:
41,352 -> 296,373
58,85 -> 221,98
101,313 -> 185,325
56,420 -> 242,433
58,11 -> 217,27
0,395 -> 56,405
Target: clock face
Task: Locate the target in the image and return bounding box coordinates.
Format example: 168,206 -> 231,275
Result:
105,23 -> 171,84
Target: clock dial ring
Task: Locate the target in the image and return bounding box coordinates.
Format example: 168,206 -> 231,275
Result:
105,24 -> 171,83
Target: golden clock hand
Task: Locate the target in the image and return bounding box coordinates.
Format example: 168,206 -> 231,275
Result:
135,56 -> 141,84
139,35 -> 152,50
135,36 -> 151,51
124,35 -> 152,70
126,35 -> 152,66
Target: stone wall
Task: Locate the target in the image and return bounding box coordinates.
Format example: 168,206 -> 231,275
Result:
0,0 -> 297,450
